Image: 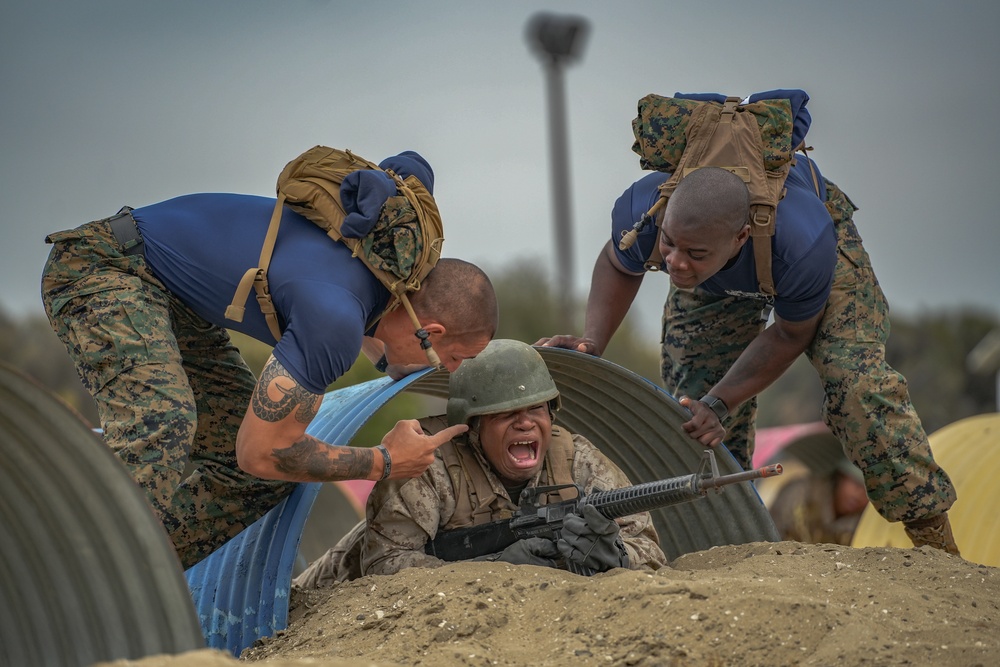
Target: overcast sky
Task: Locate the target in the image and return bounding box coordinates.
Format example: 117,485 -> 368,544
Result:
2,0 -> 997,341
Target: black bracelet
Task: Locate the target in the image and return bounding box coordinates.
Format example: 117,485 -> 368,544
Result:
699,395 -> 729,421
375,444 -> 391,480
375,354 -> 389,373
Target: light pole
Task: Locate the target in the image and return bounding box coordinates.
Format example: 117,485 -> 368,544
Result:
526,12 -> 590,330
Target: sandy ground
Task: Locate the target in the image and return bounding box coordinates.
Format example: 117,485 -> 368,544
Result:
97,540 -> 997,667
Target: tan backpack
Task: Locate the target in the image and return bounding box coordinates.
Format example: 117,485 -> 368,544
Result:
225,146 -> 445,365
622,94 -> 818,296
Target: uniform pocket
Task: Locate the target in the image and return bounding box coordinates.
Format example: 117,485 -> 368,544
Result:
838,241 -> 872,271
54,283 -> 162,393
47,276 -> 115,318
44,228 -> 95,245
828,242 -> 887,344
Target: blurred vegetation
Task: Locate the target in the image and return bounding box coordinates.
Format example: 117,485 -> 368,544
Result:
3,263 -> 997,444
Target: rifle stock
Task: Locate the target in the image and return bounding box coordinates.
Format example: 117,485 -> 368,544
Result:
425,449 -> 782,563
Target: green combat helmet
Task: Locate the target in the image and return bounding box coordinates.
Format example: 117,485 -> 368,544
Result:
446,339 -> 560,426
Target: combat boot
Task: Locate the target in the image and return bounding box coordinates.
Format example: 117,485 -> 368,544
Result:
903,513 -> 960,556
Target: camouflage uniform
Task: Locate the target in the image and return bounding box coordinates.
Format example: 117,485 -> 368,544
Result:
294,420 -> 667,587
41,214 -> 296,569
660,181 -> 956,525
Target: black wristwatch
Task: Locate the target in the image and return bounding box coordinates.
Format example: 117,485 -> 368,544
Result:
374,354 -> 389,373
699,395 -> 729,421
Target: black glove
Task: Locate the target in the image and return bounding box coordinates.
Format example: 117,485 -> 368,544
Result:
491,537 -> 560,568
558,504 -> 629,572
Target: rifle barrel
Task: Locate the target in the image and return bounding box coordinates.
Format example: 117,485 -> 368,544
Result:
588,463 -> 783,520
697,463 -> 783,491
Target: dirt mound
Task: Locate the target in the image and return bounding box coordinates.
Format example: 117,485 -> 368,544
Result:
97,541 -> 998,667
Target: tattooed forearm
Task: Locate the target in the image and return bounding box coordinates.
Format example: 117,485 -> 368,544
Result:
271,436 -> 374,482
252,360 -> 321,424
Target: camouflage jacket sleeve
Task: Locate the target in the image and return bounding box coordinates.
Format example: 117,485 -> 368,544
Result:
360,454 -> 457,576
570,434 -> 669,571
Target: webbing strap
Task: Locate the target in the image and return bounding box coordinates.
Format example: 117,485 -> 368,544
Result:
641,203 -> 666,272
437,433 -> 505,528
750,204 -> 777,296
225,193 -> 286,341
798,143 -> 823,198
400,293 -> 442,369
546,426 -> 579,502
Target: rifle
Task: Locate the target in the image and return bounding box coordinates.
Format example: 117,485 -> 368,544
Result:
424,449 -> 782,572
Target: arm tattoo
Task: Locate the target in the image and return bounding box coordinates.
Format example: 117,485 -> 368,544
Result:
252,360 -> 321,424
271,436 -> 374,482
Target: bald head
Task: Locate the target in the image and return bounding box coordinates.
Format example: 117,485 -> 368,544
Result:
412,258 -> 498,339
667,167 -> 750,234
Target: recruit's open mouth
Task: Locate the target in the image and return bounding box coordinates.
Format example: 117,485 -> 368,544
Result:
507,439 -> 539,467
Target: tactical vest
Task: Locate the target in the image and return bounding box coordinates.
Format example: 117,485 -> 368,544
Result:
423,415 -> 578,531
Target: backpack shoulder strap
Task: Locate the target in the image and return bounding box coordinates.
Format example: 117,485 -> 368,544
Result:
225,196 -> 285,340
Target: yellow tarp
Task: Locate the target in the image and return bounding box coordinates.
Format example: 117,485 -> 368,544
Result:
851,412 -> 1000,566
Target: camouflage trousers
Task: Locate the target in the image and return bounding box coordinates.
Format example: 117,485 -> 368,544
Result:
41,213 -> 296,569
660,181 -> 956,524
